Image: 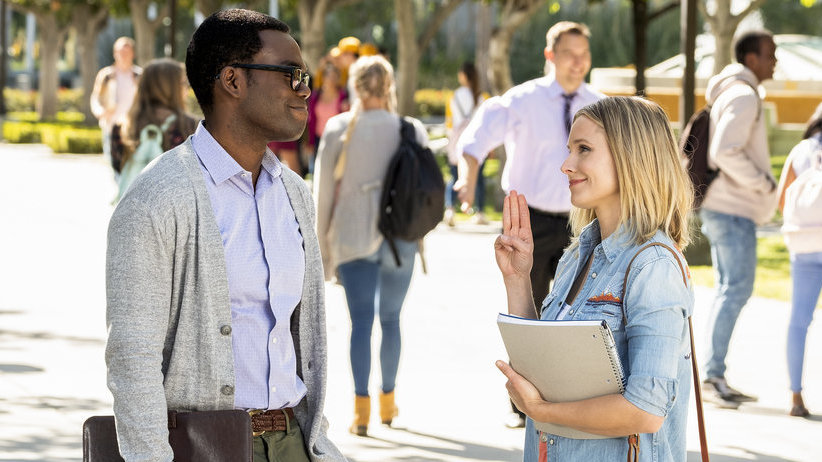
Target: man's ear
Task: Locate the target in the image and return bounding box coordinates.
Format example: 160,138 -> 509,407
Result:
544,47 -> 553,62
215,66 -> 244,99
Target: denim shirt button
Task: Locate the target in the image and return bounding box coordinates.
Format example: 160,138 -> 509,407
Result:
540,433 -> 548,443
592,272 -> 597,278
569,310 -> 574,315
549,439 -> 555,445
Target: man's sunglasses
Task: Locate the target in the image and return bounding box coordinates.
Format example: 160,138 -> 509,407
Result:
221,63 -> 310,91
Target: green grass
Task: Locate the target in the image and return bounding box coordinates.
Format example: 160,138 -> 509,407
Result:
689,235 -> 820,307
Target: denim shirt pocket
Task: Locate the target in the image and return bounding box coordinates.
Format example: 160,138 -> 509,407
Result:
580,279 -> 625,331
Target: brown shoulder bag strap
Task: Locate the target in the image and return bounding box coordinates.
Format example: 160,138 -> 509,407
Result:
622,242 -> 710,462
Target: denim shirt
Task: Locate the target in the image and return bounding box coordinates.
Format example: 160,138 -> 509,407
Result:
523,220 -> 694,462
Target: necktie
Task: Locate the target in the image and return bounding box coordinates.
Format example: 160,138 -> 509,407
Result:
562,92 -> 577,135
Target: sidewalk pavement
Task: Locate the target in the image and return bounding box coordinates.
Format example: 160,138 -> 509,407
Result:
1,143 -> 820,461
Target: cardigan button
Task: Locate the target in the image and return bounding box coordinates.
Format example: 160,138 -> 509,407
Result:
220,325 -> 232,336
221,385 -> 234,395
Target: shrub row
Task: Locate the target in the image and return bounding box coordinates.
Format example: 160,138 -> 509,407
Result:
4,88 -> 86,113
415,88 -> 450,118
4,111 -> 102,154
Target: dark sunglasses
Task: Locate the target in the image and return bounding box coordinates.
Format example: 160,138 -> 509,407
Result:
225,63 -> 309,91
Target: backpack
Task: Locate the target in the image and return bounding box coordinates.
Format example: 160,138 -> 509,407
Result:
782,145 -> 822,253
679,107 -> 716,208
378,118 -> 446,267
116,114 -> 177,201
680,80 -> 760,208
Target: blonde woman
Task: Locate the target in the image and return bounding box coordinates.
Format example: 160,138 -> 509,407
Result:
117,58 -> 199,199
495,97 -> 694,461
313,55 -> 429,436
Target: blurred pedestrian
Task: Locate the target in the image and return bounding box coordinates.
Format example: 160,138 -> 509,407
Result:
116,58 -> 198,200
495,96 -> 694,461
306,61 -> 349,175
776,102 -> 822,418
700,30 -> 778,408
444,61 -> 487,226
314,55 -> 429,437
90,36 -> 141,174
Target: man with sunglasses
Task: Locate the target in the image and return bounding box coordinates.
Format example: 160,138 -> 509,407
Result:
105,9 -> 345,462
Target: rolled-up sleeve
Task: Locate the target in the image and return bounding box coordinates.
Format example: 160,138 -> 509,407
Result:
456,96 -> 507,163
621,256 -> 691,417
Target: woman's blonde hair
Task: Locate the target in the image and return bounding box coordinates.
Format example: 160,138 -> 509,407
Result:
569,96 -> 693,249
335,55 -> 397,180
122,58 -> 194,160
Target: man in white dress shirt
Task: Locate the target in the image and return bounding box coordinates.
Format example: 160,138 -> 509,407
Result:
456,21 -> 604,309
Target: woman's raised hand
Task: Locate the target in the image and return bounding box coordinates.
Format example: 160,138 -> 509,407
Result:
494,191 -> 534,280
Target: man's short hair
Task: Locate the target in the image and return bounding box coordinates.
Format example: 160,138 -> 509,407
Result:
545,21 -> 590,52
185,8 -> 289,116
113,36 -> 135,52
734,30 -> 773,64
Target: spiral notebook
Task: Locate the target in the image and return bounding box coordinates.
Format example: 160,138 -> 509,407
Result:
497,313 -> 625,439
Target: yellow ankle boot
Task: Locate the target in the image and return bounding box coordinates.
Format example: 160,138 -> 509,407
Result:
380,390 -> 398,426
350,395 -> 370,436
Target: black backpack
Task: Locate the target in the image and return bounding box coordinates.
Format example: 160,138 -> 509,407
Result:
679,106 -> 716,208
378,118 -> 445,267
680,80 -> 761,208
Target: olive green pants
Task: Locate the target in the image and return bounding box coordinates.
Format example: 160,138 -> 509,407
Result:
252,414 -> 310,462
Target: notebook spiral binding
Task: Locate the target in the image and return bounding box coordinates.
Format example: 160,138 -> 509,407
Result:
598,320 -> 627,393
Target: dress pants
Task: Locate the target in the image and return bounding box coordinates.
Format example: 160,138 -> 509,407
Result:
529,207 -> 571,309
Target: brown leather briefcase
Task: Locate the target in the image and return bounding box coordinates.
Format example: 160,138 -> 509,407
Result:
82,410 -> 252,462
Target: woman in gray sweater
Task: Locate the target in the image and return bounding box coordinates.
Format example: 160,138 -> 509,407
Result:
314,55 -> 429,437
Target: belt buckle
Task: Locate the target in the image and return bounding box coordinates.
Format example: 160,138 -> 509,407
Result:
248,409 -> 266,437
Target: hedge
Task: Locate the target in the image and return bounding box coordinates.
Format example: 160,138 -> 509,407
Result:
3,111 -> 102,154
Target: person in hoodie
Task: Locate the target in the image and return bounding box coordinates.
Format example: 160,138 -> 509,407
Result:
699,30 -> 778,409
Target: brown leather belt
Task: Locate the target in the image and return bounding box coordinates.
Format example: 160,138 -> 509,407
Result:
249,408 -> 295,436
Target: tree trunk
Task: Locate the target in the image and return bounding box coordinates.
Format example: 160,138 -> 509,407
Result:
394,0 -> 418,116
488,27 -> 514,96
475,1 -> 492,95
74,5 -> 109,125
703,0 -> 767,75
488,0 -> 541,95
35,14 -> 68,121
297,0 -> 330,74
633,0 -> 647,95
130,0 -> 169,66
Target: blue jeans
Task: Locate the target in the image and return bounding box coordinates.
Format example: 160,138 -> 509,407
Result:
445,161 -> 486,211
700,209 -> 757,378
337,239 -> 417,397
788,251 -> 822,392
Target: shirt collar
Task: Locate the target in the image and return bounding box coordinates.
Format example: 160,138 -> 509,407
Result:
577,219 -> 634,262
191,121 -> 283,184
545,78 -> 588,100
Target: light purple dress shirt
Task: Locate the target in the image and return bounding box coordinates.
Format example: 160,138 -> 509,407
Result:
191,122 -> 307,410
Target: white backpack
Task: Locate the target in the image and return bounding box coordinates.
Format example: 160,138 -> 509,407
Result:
782,143 -> 822,254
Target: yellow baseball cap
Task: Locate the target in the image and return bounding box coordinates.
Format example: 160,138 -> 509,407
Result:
359,42 -> 378,56
338,36 -> 361,54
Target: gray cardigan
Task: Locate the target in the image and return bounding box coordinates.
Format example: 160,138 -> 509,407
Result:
105,140 -> 345,462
